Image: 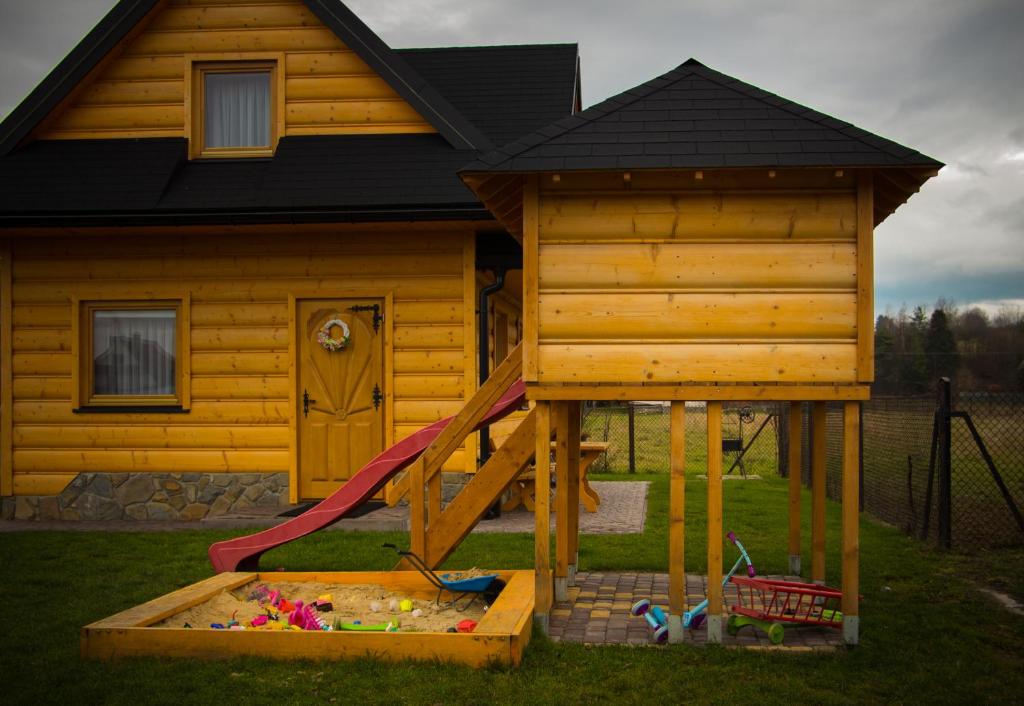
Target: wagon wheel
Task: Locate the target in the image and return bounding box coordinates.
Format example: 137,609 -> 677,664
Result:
768,623 -> 785,645
482,578 -> 507,606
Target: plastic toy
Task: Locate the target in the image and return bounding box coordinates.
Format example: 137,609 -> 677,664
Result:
411,608 -> 423,618
336,620 -> 399,632
315,594 -> 333,612
630,599 -> 669,643
210,623 -> 225,629
727,576 -> 843,644
399,599 -> 413,612
369,601 -> 382,613
684,531 -> 756,629
250,615 -> 268,627
279,599 -> 295,613
383,543 -> 506,611
456,619 -> 477,633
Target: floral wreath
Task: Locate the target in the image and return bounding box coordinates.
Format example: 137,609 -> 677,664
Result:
317,318 -> 351,352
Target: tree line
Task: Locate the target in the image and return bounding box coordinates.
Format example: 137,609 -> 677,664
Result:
874,302 -> 1024,395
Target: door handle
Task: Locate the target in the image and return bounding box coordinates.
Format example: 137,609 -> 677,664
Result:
303,389 -> 317,417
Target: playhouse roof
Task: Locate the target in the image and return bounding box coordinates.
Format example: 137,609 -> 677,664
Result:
463,59 -> 944,173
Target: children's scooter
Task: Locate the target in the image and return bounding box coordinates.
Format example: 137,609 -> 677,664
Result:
630,600 -> 669,643
683,531 -> 755,629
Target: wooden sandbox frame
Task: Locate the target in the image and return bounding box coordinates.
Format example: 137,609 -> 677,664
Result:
82,570 -> 534,667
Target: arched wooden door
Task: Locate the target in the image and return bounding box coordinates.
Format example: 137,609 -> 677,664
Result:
297,299 -> 384,500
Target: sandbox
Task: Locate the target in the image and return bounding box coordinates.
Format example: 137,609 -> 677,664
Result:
81,570 -> 534,667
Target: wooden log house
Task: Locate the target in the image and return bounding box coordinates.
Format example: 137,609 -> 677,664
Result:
0,0 -> 940,647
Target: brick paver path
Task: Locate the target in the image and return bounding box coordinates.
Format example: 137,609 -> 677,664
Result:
549,572 -> 843,651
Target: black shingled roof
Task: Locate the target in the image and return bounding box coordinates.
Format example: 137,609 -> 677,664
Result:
464,59 -> 943,172
0,42 -> 579,226
397,44 -> 579,146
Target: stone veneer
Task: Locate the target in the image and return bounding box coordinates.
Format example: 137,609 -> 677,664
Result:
1,472 -> 289,521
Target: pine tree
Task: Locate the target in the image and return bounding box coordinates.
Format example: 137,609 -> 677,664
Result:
925,308 -> 958,383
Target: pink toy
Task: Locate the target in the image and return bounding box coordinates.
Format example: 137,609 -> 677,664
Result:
250,615 -> 269,627
268,590 -> 281,606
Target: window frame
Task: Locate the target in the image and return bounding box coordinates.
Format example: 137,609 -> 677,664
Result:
185,54 -> 285,160
73,297 -> 191,412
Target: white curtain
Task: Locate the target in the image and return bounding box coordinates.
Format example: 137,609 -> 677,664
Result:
204,72 -> 271,149
93,310 -> 176,396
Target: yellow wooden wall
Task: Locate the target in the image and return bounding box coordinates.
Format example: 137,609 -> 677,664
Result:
8,228 -> 473,496
528,171 -> 865,385
40,0 -> 434,140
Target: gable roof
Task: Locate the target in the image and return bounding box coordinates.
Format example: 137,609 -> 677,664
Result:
397,44 -> 579,146
0,0 -> 492,155
463,58 -> 943,172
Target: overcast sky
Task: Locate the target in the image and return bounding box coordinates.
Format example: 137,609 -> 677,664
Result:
1,0 -> 1022,317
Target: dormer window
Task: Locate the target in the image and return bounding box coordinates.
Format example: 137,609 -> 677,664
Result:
188,59 -> 281,159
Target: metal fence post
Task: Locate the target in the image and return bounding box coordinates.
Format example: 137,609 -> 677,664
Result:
937,378 -> 953,550
627,403 -> 636,474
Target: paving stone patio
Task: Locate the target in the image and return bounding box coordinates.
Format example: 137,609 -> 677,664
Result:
549,572 -> 844,651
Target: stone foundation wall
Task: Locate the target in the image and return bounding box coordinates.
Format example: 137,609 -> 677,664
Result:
1,472 -> 289,521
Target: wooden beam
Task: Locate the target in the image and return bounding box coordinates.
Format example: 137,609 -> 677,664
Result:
842,401 -> 861,645
553,401 -> 570,601
534,400 -> 552,633
811,401 -> 827,583
424,410 -> 537,567
0,239 -> 11,496
566,401 -> 582,585
389,341 -> 523,503
522,175 -> 540,382
668,400 -> 686,643
856,171 -> 875,382
787,401 -> 803,576
706,400 -> 723,643
527,384 -> 871,402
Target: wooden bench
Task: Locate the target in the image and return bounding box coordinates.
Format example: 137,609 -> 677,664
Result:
501,441 -> 610,513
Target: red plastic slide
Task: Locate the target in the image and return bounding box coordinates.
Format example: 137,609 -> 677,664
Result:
208,380 -> 526,573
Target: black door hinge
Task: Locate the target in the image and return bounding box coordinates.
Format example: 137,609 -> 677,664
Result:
348,304 -> 383,333
372,384 -> 383,410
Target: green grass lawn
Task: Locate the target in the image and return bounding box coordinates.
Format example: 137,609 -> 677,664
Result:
2,475 -> 1023,705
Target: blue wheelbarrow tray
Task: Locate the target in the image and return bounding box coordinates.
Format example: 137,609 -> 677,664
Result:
439,574 -> 500,592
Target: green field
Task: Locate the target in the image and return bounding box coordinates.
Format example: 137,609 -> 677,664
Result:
2,473 -> 1022,705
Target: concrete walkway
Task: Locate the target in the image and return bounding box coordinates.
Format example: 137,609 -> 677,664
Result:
0,481 -> 649,535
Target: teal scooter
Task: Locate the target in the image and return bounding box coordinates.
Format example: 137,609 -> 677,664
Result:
683,531 -> 755,629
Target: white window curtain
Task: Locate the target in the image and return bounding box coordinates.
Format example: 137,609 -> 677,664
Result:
93,310 -> 176,396
204,72 -> 271,149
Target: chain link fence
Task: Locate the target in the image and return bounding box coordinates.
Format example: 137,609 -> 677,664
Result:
581,388 -> 1024,551
581,402 -> 783,476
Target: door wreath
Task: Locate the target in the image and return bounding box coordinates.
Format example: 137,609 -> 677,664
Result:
317,318 -> 351,352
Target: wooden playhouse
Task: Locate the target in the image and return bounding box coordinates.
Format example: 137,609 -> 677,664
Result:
0,0 -> 940,664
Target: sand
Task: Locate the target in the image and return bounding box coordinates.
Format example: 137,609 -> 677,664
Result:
156,580 -> 489,633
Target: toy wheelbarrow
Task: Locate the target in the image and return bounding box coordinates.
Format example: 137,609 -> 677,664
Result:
383,543 -> 506,612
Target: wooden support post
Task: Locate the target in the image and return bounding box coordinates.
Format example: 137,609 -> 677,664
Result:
668,401 -> 686,643
811,401 -> 827,584
706,401 -> 723,643
566,401 -> 582,585
554,401 -> 570,601
788,401 -> 803,576
534,400 -> 552,633
409,457 -> 426,558
842,401 -> 861,645
0,240 -> 11,498
427,472 -> 442,528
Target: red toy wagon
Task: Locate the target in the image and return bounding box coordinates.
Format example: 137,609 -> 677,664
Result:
727,576 -> 844,644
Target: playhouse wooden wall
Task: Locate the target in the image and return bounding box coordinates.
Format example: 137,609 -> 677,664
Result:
38,0 -> 434,141
524,170 -> 873,387
3,226 -> 479,496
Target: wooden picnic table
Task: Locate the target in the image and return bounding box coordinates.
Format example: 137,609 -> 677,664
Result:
501,441 -> 610,513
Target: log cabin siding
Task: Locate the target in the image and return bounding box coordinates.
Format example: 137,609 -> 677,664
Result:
40,0 -> 435,140
9,229 -> 473,495
531,173 -> 862,385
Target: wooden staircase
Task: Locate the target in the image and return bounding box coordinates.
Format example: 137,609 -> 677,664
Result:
393,342 -> 535,569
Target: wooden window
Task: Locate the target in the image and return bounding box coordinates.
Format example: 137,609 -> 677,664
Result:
75,300 -> 190,411
188,58 -> 283,159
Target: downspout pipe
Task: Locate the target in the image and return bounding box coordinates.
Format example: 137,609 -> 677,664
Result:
478,269 -> 507,470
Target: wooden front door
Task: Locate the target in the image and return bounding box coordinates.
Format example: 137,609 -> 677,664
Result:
297,299 -> 384,500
